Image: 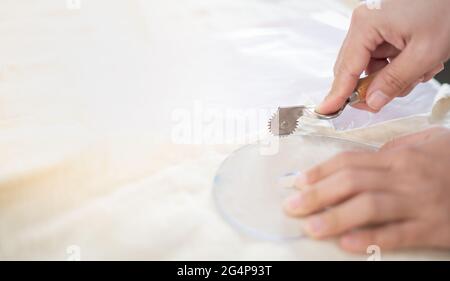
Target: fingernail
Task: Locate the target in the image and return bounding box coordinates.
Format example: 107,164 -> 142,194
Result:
315,103 -> 325,114
284,193 -> 303,210
304,216 -> 325,235
367,90 -> 389,110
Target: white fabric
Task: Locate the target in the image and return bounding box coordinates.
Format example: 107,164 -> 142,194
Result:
1,0 -> 450,260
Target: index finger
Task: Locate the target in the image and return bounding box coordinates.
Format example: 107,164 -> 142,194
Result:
316,7 -> 377,114
305,150 -> 387,185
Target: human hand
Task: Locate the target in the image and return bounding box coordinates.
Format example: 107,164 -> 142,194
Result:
283,127 -> 450,253
317,0 -> 450,114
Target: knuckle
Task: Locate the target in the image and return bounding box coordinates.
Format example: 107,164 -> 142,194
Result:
413,42 -> 435,63
326,210 -> 340,232
306,166 -> 322,183
382,68 -> 408,92
303,186 -> 319,208
392,146 -> 423,169
340,169 -> 360,193
360,193 -> 379,221
335,151 -> 357,167
351,5 -> 369,25
335,60 -> 361,81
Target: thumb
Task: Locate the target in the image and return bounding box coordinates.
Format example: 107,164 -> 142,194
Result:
365,44 -> 434,111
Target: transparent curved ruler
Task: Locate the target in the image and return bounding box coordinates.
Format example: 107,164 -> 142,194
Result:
213,135 -> 376,241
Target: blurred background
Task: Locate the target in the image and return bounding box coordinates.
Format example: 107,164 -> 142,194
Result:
436,62 -> 450,84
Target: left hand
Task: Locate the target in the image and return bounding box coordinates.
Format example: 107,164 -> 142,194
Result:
284,127 -> 450,253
